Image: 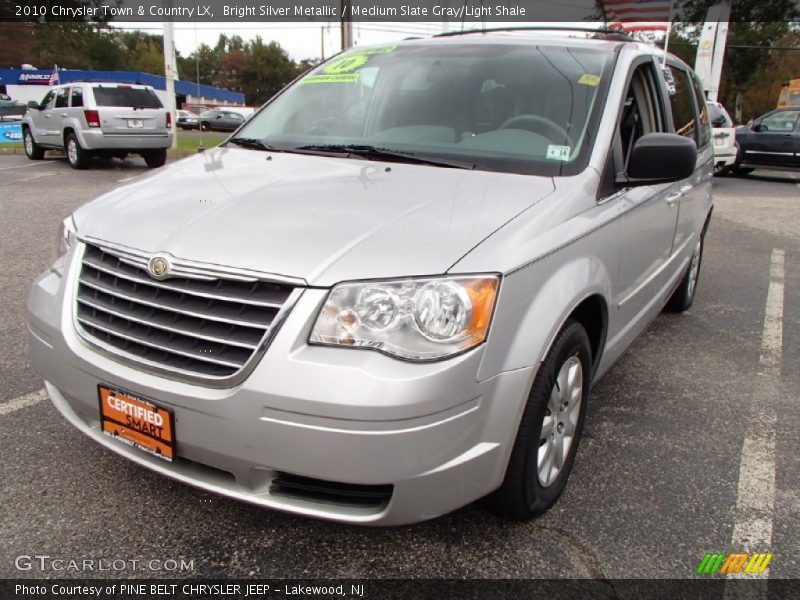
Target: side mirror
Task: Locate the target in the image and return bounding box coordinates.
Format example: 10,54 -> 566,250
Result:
216,115 -> 222,119
752,123 -> 764,132
623,133 -> 697,186
27,100 -> 40,110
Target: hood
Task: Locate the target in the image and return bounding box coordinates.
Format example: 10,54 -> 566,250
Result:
73,147 -> 555,286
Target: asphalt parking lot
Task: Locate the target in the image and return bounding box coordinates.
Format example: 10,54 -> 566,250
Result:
0,153 -> 798,580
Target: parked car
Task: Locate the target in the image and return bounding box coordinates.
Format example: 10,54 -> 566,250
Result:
199,109 -> 245,132
21,82 -> 172,169
733,107 -> 800,174
707,101 -> 737,175
176,109 -> 198,130
29,31 -> 712,526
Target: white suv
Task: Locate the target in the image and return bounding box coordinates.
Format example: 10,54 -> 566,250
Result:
22,82 -> 173,169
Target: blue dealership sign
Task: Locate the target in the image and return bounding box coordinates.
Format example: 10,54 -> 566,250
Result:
0,122 -> 22,143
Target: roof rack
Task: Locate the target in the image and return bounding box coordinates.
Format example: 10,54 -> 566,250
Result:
434,26 -> 634,41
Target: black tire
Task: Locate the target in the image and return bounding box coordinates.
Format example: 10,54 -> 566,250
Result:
665,231 -> 705,313
23,127 -> 45,160
143,148 -> 167,168
488,319 -> 591,521
713,164 -> 731,176
731,166 -> 754,176
65,132 -> 90,170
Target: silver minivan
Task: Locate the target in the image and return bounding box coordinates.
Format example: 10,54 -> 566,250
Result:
28,31 -> 712,525
22,82 -> 172,169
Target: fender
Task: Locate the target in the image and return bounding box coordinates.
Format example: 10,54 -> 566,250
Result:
477,252 -> 614,383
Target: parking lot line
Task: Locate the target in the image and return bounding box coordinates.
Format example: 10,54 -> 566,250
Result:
0,172 -> 56,186
726,248 -> 785,588
0,162 -> 48,171
0,389 -> 46,416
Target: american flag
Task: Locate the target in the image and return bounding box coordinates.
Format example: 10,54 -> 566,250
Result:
48,65 -> 59,86
604,0 -> 673,22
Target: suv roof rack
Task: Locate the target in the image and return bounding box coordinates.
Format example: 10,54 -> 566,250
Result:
434,26 -> 634,41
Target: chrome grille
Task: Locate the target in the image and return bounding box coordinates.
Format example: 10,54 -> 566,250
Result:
75,243 -> 299,382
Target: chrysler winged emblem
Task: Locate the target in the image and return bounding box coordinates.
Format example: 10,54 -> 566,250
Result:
148,255 -> 170,279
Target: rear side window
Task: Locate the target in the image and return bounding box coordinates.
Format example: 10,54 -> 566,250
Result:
55,88 -> 68,109
707,103 -> 732,128
690,74 -> 711,147
70,87 -> 83,108
665,66 -> 698,144
92,87 -> 163,108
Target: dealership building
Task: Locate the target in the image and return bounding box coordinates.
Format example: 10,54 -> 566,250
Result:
0,68 -> 245,108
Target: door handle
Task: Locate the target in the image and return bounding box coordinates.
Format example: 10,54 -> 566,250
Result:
665,192 -> 682,204
60,113 -> 68,117
45,114 -> 51,118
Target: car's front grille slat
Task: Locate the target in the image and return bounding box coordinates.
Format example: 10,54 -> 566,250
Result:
77,296 -> 259,350
75,243 -> 298,381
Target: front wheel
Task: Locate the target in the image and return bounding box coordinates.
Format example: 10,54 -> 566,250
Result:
665,233 -> 704,313
488,319 -> 591,520
143,148 -> 167,168
200,122 -> 209,131
23,128 -> 45,160
65,132 -> 90,169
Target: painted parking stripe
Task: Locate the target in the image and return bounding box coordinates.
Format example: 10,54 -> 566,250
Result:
0,172 -> 57,186
0,389 -> 46,416
0,161 -> 49,171
726,249 -> 785,589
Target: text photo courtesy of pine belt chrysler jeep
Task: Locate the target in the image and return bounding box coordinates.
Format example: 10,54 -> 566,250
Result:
28,30 -> 712,526
22,82 -> 173,170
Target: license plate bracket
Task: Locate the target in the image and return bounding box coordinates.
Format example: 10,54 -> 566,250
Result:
98,385 -> 175,462
127,119 -> 144,128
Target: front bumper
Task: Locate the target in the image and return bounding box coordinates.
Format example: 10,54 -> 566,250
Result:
28,247 -> 533,525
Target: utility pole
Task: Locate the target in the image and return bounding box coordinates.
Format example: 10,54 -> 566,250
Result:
321,26 -> 325,60
341,0 -> 353,50
162,19 -> 178,150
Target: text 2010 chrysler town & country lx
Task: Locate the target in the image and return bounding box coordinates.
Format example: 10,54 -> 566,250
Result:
28,31 -> 712,525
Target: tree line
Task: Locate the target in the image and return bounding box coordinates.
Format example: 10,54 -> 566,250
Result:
0,23 -> 319,106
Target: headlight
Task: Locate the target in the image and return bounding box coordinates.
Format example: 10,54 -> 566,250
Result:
309,275 -> 499,361
53,216 -> 76,275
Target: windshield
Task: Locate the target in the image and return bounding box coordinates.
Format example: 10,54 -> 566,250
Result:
235,42 -> 614,176
92,86 -> 163,109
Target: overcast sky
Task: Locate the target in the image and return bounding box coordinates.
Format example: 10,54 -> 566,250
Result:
111,12 -> 602,63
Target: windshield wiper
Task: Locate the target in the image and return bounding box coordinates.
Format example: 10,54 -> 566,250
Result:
294,144 -> 476,170
227,137 -> 276,151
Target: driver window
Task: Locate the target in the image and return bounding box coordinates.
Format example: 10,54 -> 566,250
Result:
759,111 -> 799,132
618,63 -> 665,170
40,90 -> 55,110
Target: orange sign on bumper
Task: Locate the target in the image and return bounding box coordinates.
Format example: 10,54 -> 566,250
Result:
98,385 -> 175,462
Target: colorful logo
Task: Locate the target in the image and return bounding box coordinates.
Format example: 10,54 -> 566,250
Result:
696,552 -> 773,574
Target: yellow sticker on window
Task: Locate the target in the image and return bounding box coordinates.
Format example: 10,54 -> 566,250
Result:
300,73 -> 360,85
324,55 -> 369,75
579,74 -> 601,86
353,45 -> 397,55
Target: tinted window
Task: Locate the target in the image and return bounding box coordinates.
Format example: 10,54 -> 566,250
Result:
70,87 -> 83,108
55,88 -> 68,109
690,74 -> 711,147
92,86 -> 163,108
666,66 -> 698,144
